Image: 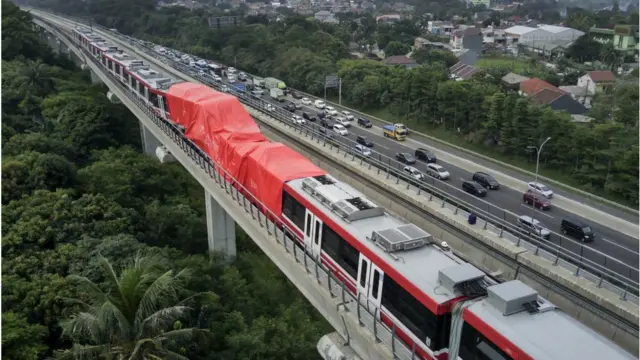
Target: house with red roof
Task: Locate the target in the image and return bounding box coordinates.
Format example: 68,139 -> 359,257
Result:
577,70 -> 615,94
520,78 -> 587,115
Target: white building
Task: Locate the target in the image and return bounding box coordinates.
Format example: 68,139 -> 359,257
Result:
504,25 -> 583,42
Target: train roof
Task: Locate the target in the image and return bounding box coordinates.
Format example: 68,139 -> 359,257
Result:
105,52 -> 145,68
73,27 -> 92,34
287,176 -> 490,312
466,280 -> 635,360
92,41 -> 119,52
130,66 -> 178,90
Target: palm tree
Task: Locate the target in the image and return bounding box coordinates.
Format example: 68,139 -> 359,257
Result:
18,59 -> 55,96
55,253 -> 212,360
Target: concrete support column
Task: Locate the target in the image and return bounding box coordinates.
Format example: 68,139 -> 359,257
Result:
317,332 -> 363,360
139,121 -> 160,156
205,189 -> 236,259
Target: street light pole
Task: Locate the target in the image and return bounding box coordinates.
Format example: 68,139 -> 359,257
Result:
527,136 -> 552,219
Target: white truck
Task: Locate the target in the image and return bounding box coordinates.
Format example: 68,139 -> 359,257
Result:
270,88 -> 285,102
265,77 -> 286,90
253,76 -> 265,88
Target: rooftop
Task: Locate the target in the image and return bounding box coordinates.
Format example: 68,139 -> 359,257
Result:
502,72 -> 530,85
504,25 -> 537,35
586,70 -> 616,83
519,78 -> 564,96
453,27 -> 482,37
382,55 -> 417,65
530,88 -> 565,105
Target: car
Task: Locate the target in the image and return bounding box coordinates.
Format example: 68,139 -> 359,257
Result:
212,74 -> 222,82
333,124 -> 348,135
325,106 -> 338,116
220,85 -> 229,92
396,153 -> 416,165
462,181 -> 487,197
414,148 -> 436,163
403,166 -> 424,181
528,182 -> 553,198
265,104 -> 275,112
357,118 -> 372,128
227,67 -> 237,74
354,144 -> 372,157
320,118 -> 331,128
227,74 -> 237,83
561,218 -> 594,242
473,172 -> 500,190
291,91 -> 303,99
283,103 -> 296,112
517,215 -> 551,239
356,136 -> 373,147
302,112 -> 314,121
317,111 -> 326,119
314,100 -> 326,109
426,164 -> 450,180
334,117 -> 351,127
301,97 -> 312,106
238,72 -> 247,81
292,101 -> 302,110
341,111 -> 354,120
251,89 -> 264,97
291,115 -> 306,125
523,190 -> 551,210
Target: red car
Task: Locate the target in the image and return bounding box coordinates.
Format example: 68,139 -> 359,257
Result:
523,190 -> 551,210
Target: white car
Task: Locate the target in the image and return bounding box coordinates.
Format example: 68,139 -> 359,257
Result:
403,166 -> 425,181
212,74 -> 222,82
341,111 -> 354,120
227,74 -> 237,83
314,100 -> 326,109
426,163 -> 450,180
221,85 -> 229,92
517,215 -> 551,239
292,115 -> 306,125
354,144 -> 371,156
301,97 -> 312,106
325,106 -> 338,116
227,67 -> 237,74
333,124 -> 348,136
334,117 -> 350,127
528,182 -> 553,198
251,88 -> 264,96
265,104 -> 275,112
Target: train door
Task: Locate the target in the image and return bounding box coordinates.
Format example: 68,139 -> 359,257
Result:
357,255 -> 384,311
303,210 -> 322,258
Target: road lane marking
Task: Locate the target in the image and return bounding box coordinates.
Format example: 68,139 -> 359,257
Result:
520,203 -> 555,219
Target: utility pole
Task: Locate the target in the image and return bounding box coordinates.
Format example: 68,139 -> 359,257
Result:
338,78 -> 342,105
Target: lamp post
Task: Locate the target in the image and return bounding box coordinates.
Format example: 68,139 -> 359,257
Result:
234,54 -> 239,68
526,137 -> 552,218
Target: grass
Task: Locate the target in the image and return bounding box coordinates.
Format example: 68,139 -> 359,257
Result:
475,56 -> 534,72
325,95 -> 635,208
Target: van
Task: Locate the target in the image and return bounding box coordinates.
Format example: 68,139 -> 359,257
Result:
561,218 -> 594,242
357,118 -> 372,128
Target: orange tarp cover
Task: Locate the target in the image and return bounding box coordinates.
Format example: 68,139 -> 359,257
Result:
164,83 -> 266,163
240,143 -> 326,215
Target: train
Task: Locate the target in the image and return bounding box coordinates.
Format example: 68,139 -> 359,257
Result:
71,26 -> 635,360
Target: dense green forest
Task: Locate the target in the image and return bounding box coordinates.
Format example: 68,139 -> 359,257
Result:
1,2 -> 330,358
23,0 -> 639,205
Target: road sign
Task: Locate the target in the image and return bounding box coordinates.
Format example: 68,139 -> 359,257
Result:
233,83 -> 246,92
325,75 -> 340,88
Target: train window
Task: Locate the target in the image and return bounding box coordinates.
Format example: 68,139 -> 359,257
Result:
314,221 -> 320,245
458,323 -> 511,360
161,96 -> 170,114
305,214 -> 311,237
282,191 -> 305,231
381,276 -> 451,350
320,224 -> 358,279
149,92 -> 160,108
371,269 -> 381,297
130,77 -> 136,89
107,60 -> 113,71
124,73 -> 129,84
359,259 -> 367,287
115,64 -> 121,74
138,83 -> 145,97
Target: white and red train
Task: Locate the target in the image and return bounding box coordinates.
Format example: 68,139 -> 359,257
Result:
72,26 -> 635,360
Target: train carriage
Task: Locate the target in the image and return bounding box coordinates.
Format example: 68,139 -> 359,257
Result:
67,27 -> 637,360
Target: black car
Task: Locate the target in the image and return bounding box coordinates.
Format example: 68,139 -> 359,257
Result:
320,118 -> 331,128
302,112 -> 314,121
291,91 -> 303,99
472,172 -> 500,190
283,103 -> 296,112
292,101 -> 302,110
415,148 -> 436,163
396,152 -> 416,164
356,136 -> 373,147
462,181 -> 487,197
317,111 -> 326,119
561,218 -> 594,242
357,118 -> 372,128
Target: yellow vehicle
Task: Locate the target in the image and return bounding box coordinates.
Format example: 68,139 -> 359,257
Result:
383,124 -> 408,141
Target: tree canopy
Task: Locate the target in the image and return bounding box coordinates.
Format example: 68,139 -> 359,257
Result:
1,2 -> 330,358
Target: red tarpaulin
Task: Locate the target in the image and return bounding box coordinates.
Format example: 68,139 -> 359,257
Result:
239,143 -> 326,215
164,82 -> 266,164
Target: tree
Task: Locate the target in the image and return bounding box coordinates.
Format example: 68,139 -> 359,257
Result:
1,312 -> 49,360
384,41 -> 411,57
55,253 -> 213,360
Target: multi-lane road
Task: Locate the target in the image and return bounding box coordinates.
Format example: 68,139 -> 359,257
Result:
246,87 -> 639,278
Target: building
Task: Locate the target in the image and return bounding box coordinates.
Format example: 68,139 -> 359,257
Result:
558,85 -> 594,109
519,78 -> 561,97
314,10 -> 338,23
467,0 -> 491,8
518,38 -> 574,59
450,27 -> 483,56
427,21 -> 454,35
449,62 -> 478,80
530,88 -> 587,115
504,25 -> 583,42
453,48 -> 479,66
501,72 -> 530,90
382,55 -> 418,68
376,14 -> 402,24
589,25 -> 639,57
577,71 -> 616,94
414,37 -> 450,50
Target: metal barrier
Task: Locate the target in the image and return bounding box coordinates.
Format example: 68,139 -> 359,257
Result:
39,13 -> 640,302
41,21 -> 426,360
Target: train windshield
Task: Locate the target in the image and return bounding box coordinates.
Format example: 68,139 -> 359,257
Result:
458,321 -> 511,360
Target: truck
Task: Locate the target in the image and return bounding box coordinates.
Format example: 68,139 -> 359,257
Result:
269,87 -> 285,102
265,77 -> 286,90
253,76 -> 265,88
383,124 -> 408,141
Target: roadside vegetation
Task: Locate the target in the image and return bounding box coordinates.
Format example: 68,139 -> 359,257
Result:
1,2 -> 330,358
